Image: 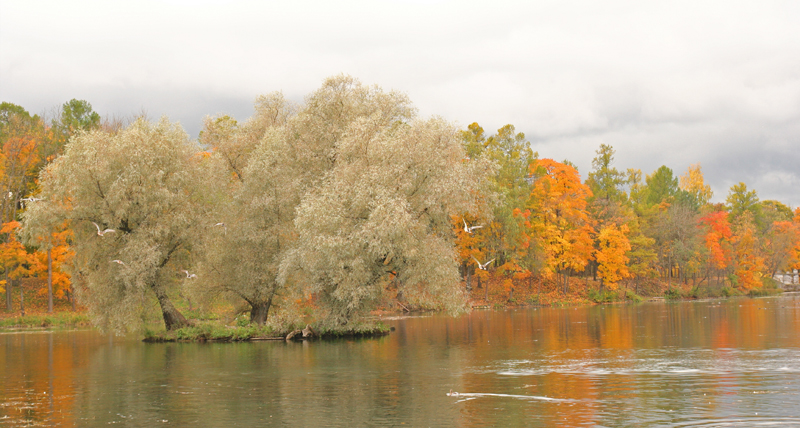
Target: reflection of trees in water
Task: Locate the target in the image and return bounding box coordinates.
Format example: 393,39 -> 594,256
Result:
4,299 -> 800,425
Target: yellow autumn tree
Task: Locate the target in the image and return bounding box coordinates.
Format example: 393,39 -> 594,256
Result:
595,224 -> 632,290
731,212 -> 766,290
524,158 -> 594,293
679,163 -> 713,208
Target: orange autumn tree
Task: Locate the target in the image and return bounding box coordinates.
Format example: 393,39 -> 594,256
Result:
730,212 -> 766,290
452,214 -> 491,293
2,103 -> 48,311
699,210 -> 733,286
0,221 -> 32,310
523,158 -> 594,293
27,226 -> 74,309
791,208 -> 800,276
595,224 -> 631,290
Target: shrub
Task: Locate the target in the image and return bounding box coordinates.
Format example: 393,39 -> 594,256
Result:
748,279 -> 782,297
664,287 -> 682,300
625,290 -> 643,303
234,314 -> 250,327
588,289 -> 621,303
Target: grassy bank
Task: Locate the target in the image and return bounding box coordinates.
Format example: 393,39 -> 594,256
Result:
461,273 -> 786,309
2,273 -> 786,337
0,312 -> 92,329
143,319 -> 393,342
462,274 -> 654,309
665,278 -> 783,300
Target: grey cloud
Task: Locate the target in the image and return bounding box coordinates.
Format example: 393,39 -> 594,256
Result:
2,0 -> 800,208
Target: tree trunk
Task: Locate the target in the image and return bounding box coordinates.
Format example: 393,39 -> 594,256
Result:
19,287 -> 24,316
484,277 -> 489,302
70,285 -> 77,311
5,274 -> 11,312
250,299 -> 272,325
47,249 -> 53,313
150,282 -> 188,330
667,254 -> 672,288
465,267 -> 472,293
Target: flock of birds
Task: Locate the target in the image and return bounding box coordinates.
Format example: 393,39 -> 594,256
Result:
99,219 -> 491,278
95,222 -> 197,278
464,220 -> 493,270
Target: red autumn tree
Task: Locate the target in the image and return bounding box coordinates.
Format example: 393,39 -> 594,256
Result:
699,210 -> 733,286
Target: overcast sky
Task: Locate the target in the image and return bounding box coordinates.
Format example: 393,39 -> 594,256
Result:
2,0 -> 799,207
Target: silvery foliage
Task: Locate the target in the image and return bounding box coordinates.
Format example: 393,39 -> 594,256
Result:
199,76 -> 494,327
22,118 -> 203,332
278,76 -> 495,326
191,93 -> 299,322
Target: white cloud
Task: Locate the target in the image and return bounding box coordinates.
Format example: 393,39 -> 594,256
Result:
2,0 -> 799,206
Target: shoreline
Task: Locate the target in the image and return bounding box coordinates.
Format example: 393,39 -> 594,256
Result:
2,283 -> 791,337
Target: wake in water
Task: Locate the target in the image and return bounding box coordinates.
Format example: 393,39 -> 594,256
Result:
446,390 -> 571,403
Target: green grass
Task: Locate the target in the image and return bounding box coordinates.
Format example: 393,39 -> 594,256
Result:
143,319 -> 393,342
588,289 -> 643,303
143,322 -> 278,342
663,281 -> 781,300
0,312 -> 92,329
748,278 -> 783,297
313,320 -> 392,338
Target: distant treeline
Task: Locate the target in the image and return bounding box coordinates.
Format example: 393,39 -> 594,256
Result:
3,75 -> 799,332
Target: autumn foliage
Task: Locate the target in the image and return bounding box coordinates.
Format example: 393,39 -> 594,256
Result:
4,84 -> 800,328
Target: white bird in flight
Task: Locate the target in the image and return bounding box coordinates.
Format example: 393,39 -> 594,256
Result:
181,270 -> 197,279
463,219 -> 483,234
472,256 -> 495,271
111,260 -> 125,265
92,222 -> 116,236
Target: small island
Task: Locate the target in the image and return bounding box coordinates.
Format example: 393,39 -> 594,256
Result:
2,77 -> 798,339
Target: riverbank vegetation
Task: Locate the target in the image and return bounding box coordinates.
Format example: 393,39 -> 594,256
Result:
3,75 -> 800,338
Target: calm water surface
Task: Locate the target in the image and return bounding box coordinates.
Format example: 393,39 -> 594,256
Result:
3,295 -> 800,427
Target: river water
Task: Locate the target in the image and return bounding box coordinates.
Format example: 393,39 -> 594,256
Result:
3,295 -> 800,427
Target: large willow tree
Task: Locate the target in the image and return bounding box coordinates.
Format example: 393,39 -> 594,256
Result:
199,75 -> 492,327
193,93 -> 298,325
23,118 -> 203,332
278,77 -> 493,327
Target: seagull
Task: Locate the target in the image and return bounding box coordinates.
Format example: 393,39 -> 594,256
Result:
111,260 -> 125,265
212,222 -> 225,227
181,270 -> 197,279
92,222 -> 116,236
463,219 -> 483,233
472,256 -> 495,270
